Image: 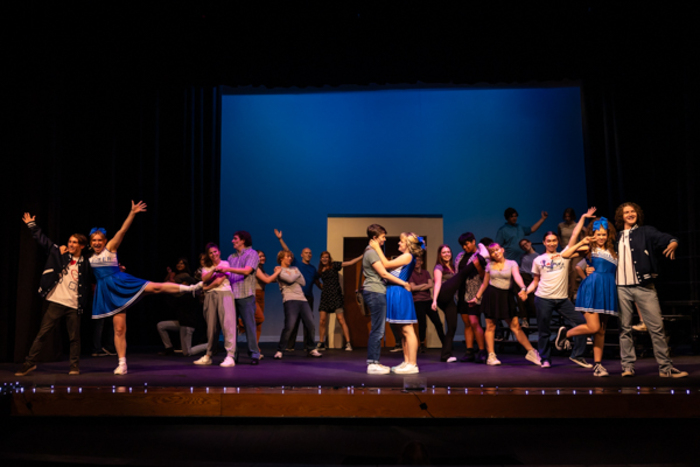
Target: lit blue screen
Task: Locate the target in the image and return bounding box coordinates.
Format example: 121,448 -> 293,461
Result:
220,86 -> 586,341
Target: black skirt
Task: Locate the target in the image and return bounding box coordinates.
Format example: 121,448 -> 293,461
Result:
482,284 -> 516,321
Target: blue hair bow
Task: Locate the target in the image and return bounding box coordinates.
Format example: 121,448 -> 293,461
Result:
90,227 -> 107,236
417,236 -> 426,250
593,217 -> 608,231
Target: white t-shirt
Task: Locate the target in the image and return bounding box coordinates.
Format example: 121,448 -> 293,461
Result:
203,260 -> 232,293
532,250 -> 571,300
46,256 -> 81,309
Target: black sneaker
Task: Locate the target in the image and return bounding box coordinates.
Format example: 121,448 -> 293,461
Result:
554,326 -> 569,351
476,349 -> 488,364
158,347 -> 175,356
660,367 -> 688,378
419,344 -> 426,354
15,362 -> 36,376
460,350 -> 475,363
315,342 -> 327,351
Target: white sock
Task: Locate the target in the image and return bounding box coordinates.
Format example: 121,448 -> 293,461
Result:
179,284 -> 192,292
118,357 -> 127,366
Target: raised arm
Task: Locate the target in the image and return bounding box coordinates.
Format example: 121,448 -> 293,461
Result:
368,239 -> 411,270
23,212 -> 56,254
341,254 -> 363,268
530,210 -> 549,233
566,207 -> 597,252
274,229 -> 291,252
107,201 -> 147,252
562,236 -> 592,259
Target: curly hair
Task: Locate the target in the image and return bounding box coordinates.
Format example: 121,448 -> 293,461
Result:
614,202 -> 644,230
586,218 -> 617,260
277,250 -> 294,265
401,232 -> 424,257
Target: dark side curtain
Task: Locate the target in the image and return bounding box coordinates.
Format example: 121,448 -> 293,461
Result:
2,84 -> 222,362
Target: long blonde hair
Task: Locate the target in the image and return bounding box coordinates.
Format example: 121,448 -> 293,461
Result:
401,232 -> 425,257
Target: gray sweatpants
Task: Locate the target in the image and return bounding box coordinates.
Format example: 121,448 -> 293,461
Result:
203,290 -> 237,358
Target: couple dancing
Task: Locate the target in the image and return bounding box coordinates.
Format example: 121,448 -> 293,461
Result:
362,224 -> 425,375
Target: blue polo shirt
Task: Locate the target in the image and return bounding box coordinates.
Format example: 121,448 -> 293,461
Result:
292,259 -> 319,297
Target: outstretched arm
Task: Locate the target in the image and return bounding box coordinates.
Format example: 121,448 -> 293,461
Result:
341,254 -> 363,268
562,236 -> 593,259
257,267 -> 282,284
274,229 -> 291,252
530,210 -> 549,233
368,239 -> 411,270
107,201 -> 147,252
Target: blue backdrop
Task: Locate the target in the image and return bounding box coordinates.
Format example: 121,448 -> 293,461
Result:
220,85 -> 587,341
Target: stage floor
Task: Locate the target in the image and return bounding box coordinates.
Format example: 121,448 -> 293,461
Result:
3,344 -> 699,390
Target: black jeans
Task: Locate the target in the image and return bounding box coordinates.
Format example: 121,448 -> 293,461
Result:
414,300 -> 445,344
27,302 -> 80,368
278,300 -> 316,352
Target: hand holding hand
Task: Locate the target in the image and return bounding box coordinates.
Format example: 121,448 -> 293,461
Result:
22,212 -> 36,225
518,290 -> 528,302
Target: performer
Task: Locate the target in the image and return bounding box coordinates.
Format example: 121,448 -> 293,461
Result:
89,201 -> 201,375
431,244 -> 460,362
517,238 -> 539,327
215,231 -> 262,364
316,251 -> 363,351
614,202 -> 687,378
362,224 -> 412,375
15,214 -> 92,376
523,210 -> 593,369
264,251 -> 322,359
470,243 -> 540,367
495,207 -> 548,263
409,254 -> 444,353
194,243 -> 237,367
559,214 -> 618,376
250,250 -> 269,346
451,233 -> 487,363
369,232 -> 423,374
156,258 -> 208,357
274,229 -> 321,350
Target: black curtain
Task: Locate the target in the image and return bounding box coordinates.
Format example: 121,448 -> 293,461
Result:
4,82 -> 222,362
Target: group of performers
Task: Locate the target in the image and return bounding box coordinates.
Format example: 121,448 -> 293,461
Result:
15,201 -> 688,379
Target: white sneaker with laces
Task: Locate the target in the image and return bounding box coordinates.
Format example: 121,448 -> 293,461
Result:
308,349 -> 322,358
194,355 -> 212,365
394,363 -> 419,375
525,349 -> 541,366
220,356 -> 236,367
486,353 -> 501,366
345,342 -> 353,352
446,356 -> 457,363
367,363 -> 391,375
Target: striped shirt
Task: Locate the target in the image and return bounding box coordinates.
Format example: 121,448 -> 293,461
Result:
227,247 -> 260,299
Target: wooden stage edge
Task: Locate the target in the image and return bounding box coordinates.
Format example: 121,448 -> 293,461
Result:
6,385 -> 700,419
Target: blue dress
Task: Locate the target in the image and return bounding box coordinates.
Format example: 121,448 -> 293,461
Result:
386,256 -> 417,324
575,249 -> 618,316
90,249 -> 149,319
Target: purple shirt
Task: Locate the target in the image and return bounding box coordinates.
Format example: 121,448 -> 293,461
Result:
409,268 -> 432,302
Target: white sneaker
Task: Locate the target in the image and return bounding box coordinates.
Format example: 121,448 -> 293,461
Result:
486,353 -> 501,366
345,342 -> 353,352
525,349 -> 542,366
308,349 -> 322,358
446,356 -> 457,363
394,363 -> 419,375
391,361 -> 408,372
274,351 -> 283,359
114,364 -> 128,375
367,363 -> 391,375
632,322 -> 648,332
220,356 -> 236,367
194,355 -> 212,365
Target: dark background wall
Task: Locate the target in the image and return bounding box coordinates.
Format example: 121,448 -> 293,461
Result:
3,3 -> 696,361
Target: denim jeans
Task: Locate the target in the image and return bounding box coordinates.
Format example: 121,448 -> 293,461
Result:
235,295 -> 260,359
618,284 -> 672,371
363,291 -> 387,364
277,300 -> 316,352
535,296 -> 586,362
286,293 -> 314,348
